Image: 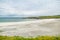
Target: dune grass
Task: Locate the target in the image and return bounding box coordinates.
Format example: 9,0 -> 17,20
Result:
0,36 -> 60,40
26,15 -> 60,19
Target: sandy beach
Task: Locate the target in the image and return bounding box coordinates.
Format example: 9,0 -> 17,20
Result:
0,19 -> 60,37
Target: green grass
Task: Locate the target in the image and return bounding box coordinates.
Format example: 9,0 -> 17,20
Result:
26,15 -> 60,19
0,36 -> 60,40
38,15 -> 60,19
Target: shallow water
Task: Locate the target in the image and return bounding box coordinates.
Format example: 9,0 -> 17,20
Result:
0,17 -> 33,22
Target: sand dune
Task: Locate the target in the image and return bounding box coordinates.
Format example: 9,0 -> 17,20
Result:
0,19 -> 60,37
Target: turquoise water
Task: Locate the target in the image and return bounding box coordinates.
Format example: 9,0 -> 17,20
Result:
0,17 -> 27,22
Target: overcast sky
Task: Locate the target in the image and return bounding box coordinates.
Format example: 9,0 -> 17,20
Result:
0,0 -> 60,17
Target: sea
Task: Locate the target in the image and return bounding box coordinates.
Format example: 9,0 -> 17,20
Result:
0,17 -> 29,22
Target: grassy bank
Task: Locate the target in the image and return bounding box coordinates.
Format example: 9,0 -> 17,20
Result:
26,15 -> 60,19
38,15 -> 60,19
0,36 -> 60,40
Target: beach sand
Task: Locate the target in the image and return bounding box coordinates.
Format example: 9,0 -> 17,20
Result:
0,19 -> 60,37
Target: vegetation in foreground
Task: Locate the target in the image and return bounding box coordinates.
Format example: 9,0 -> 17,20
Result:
0,36 -> 60,40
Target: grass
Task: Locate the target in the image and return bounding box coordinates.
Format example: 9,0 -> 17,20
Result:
0,36 -> 60,40
26,15 -> 60,19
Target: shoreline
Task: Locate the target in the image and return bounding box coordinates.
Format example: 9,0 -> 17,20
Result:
0,19 -> 57,26
0,19 -> 60,37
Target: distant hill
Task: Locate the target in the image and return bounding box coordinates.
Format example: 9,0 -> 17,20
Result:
0,15 -> 60,19
25,15 -> 60,19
